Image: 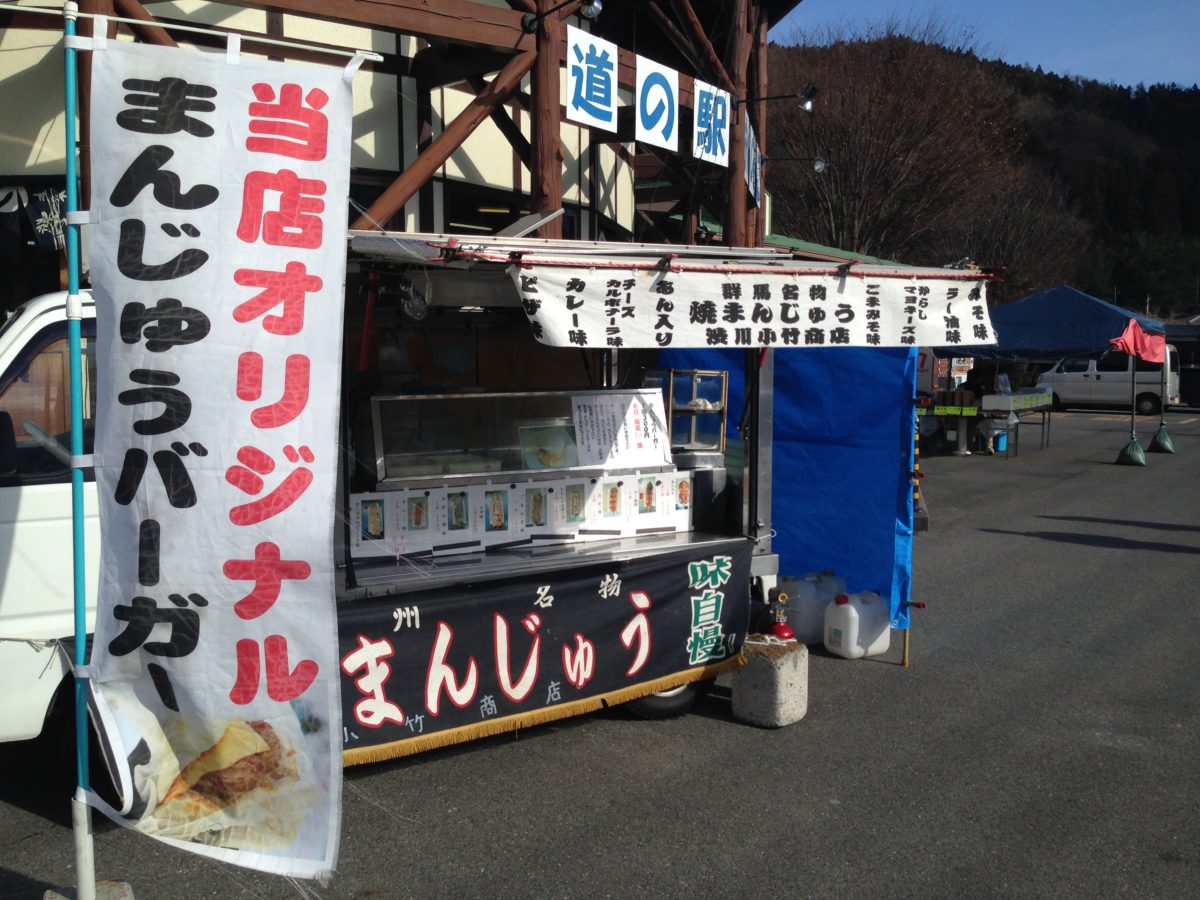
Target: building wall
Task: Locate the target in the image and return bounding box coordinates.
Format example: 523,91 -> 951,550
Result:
0,2 -> 633,233
0,27 -> 69,176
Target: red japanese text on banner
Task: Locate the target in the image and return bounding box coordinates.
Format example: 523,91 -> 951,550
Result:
85,40 -> 351,879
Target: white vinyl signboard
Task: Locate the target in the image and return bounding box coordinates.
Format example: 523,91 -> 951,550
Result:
566,24 -> 619,132
635,56 -> 679,151
511,263 -> 994,350
692,78 -> 731,167
86,39 -> 354,878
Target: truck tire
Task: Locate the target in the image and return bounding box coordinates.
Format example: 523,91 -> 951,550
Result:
36,678 -> 117,804
1135,393 -> 1161,416
626,680 -> 711,719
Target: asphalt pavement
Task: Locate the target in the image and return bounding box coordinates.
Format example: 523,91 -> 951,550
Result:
2,409 -> 1198,899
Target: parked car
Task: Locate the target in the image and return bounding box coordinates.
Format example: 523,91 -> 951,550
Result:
1036,345 -> 1180,415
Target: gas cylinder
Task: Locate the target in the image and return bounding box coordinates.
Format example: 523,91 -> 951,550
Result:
782,574 -> 824,644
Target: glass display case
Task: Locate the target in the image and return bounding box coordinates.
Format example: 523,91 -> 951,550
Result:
349,388 -> 703,564
643,369 -> 728,454
370,388 -> 675,487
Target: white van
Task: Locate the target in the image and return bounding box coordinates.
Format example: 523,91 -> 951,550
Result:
0,291 -> 100,741
1036,345 -> 1180,415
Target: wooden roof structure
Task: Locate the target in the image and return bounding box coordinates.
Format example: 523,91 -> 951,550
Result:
9,0 -> 804,247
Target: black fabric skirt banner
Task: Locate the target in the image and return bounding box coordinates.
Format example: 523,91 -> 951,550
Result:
338,538 -> 752,764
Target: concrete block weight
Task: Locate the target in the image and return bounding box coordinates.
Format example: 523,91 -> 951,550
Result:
731,636 -> 808,728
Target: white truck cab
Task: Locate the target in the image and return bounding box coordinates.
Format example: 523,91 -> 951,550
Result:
1036,345 -> 1180,415
0,290 -> 99,741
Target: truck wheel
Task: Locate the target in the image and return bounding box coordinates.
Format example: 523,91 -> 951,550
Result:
37,678 -> 117,804
1051,392 -> 1064,411
626,680 -> 711,720
1135,393 -> 1160,416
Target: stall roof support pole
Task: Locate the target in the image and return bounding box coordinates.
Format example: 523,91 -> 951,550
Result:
530,1 -> 563,239
746,348 -> 775,563
723,0 -> 750,248
353,48 -> 537,230
751,12 -> 768,246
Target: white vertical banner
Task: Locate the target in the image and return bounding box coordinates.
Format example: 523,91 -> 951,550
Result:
635,56 -> 679,151
692,78 -> 730,167
86,40 -> 352,878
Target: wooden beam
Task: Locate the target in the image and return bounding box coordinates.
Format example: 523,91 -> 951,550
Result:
644,1 -> 704,75
107,3 -> 391,70
466,75 -> 533,170
413,45 -> 517,87
674,0 -> 735,93
530,0 -> 562,238
112,0 -> 176,46
752,12 -> 769,246
266,8 -> 284,61
78,0 -> 116,210
352,48 -> 537,229
724,0 -> 749,247
219,0 -> 534,53
0,10 -> 63,29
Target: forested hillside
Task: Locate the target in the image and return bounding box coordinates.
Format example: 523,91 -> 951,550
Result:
766,33 -> 1200,314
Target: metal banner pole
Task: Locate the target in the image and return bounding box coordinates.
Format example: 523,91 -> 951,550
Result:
1148,353 -> 1174,453
63,3 -> 98,898
1116,358 -> 1146,466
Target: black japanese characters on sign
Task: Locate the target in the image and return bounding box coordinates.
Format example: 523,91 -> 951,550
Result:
510,266 -> 993,350
104,74 -> 218,712
338,539 -> 753,763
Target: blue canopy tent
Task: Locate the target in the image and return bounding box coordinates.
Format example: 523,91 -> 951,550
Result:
660,347 -> 918,630
942,284 -> 1170,462
950,284 -> 1165,360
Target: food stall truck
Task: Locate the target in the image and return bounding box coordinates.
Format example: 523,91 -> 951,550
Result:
0,231 -> 995,763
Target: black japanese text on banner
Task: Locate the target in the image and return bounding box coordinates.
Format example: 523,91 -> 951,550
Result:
86,41 -> 351,878
511,264 -> 994,350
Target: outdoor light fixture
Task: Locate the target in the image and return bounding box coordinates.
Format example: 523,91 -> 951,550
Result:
764,156 -> 831,174
736,84 -> 818,111
522,0 -> 602,33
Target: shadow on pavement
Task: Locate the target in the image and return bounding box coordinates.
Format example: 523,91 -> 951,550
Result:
0,867 -> 61,900
1038,515 -> 1200,533
980,528 -> 1200,555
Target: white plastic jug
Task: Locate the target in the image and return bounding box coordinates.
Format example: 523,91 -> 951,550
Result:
824,592 -> 891,659
782,574 -> 824,644
813,569 -> 848,600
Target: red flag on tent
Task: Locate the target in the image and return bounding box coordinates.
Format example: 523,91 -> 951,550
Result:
1110,319 -> 1165,363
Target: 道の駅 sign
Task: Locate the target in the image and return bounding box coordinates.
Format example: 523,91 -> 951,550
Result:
86,40 -> 354,878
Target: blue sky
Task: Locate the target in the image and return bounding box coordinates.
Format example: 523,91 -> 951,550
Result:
771,0 -> 1200,89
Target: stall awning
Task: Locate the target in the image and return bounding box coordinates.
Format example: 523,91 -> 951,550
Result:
943,284 -> 1165,362
348,231 -> 995,351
